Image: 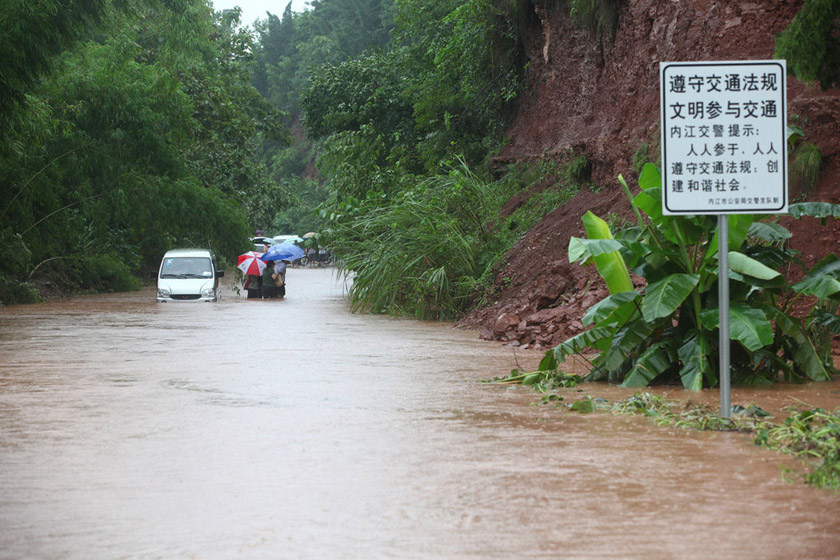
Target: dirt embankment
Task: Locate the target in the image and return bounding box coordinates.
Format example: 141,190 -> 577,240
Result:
460,0 -> 840,351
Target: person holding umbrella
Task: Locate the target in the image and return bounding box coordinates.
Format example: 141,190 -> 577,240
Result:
259,243 -> 303,298
261,260 -> 277,299
237,251 -> 266,299
273,260 -> 287,298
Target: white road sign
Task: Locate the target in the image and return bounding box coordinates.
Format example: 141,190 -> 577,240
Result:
660,60 -> 788,215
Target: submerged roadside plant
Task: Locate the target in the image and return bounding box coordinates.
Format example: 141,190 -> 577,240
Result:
755,406 -> 840,489
548,163 -> 840,390
488,351 -> 582,392
612,394 -> 840,489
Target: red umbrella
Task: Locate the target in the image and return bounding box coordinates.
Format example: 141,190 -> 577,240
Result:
237,251 -> 267,276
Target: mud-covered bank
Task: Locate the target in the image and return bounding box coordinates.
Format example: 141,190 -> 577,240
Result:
461,0 -> 840,356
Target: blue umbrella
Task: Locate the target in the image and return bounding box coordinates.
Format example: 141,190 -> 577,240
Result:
260,243 -> 305,262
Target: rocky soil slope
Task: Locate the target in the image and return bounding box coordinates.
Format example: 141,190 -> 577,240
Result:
460,0 -> 840,353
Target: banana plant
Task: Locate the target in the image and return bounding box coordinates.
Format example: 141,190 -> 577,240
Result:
552,163 -> 840,389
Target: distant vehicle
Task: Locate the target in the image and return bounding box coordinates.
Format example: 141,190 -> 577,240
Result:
250,236 -> 275,251
156,248 -> 224,302
273,234 -> 301,244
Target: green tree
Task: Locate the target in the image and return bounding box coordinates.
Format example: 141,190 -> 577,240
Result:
775,0 -> 840,89
395,0 -> 522,166
0,0 -> 289,301
0,0 -> 116,145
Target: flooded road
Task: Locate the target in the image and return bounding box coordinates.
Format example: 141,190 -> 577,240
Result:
1,267 -> 838,559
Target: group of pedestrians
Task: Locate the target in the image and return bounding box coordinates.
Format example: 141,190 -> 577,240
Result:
260,259 -> 286,299
244,242 -> 287,299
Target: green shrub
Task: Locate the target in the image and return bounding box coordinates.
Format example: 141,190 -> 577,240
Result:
0,275 -> 42,305
790,141 -> 822,195
570,0 -> 620,39
330,158 -> 508,319
75,255 -> 142,293
565,155 -> 592,184
549,163 -> 840,389
774,0 -> 840,89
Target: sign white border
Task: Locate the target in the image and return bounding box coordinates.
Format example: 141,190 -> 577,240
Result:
660,60 -> 788,215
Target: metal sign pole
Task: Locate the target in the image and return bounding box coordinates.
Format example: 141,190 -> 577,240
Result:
718,214 -> 731,418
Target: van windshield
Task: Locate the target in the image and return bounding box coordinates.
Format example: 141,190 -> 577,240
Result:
159,257 -> 213,279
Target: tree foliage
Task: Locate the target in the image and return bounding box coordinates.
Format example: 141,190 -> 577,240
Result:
0,0 -> 113,138
0,0 -> 291,302
775,0 -> 840,89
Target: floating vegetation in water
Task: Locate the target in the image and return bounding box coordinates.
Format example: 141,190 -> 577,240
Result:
497,381 -> 840,490
610,393 -> 840,490
489,368 -> 582,391
487,350 -> 582,392
755,406 -> 840,490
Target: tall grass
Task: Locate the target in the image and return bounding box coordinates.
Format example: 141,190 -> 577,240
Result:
328,156 -> 586,320
570,0 -> 620,39
790,141 -> 822,195
330,158 -> 507,320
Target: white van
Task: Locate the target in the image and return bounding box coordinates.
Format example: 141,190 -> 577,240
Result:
156,248 -> 224,302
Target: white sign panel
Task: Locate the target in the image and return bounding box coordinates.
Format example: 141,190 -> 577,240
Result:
660,60 -> 787,215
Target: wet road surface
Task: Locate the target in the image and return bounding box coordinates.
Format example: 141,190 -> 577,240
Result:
0,267 -> 838,559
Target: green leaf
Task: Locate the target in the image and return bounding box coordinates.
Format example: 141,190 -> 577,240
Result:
727,251 -> 782,281
552,326 -> 614,363
793,254 -> 840,299
809,308 -> 840,335
641,273 -> 700,322
707,214 -> 756,259
582,290 -> 640,326
522,372 -> 542,386
621,341 -> 677,387
593,318 -> 658,377
760,304 -> 831,381
788,202 -> 840,220
678,331 -> 713,390
538,350 -> 559,372
570,397 -> 595,413
568,237 -> 624,264
806,253 -> 840,277
787,125 -> 803,146
638,163 -> 662,191
794,276 -> 840,299
633,187 -> 662,223
747,221 -> 792,244
699,303 -> 774,351
581,211 -> 634,294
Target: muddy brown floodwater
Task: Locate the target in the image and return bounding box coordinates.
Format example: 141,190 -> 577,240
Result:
0,267 -> 838,559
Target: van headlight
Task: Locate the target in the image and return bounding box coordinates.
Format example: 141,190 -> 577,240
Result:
157,288 -> 171,298
201,288 -> 215,298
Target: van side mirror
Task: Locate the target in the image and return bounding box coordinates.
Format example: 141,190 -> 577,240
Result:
149,270 -> 158,280
217,270 -> 225,278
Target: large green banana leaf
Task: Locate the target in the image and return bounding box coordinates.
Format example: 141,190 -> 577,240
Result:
582,290 -> 640,327
793,254 -> 840,299
760,303 -> 831,381
747,221 -> 792,244
568,238 -> 624,263
621,341 -> 677,388
592,318 -> 658,375
678,331 -> 713,390
580,211 -> 633,294
552,326 -> 614,363
727,251 -> 782,281
641,273 -> 700,322
699,303 -> 773,351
